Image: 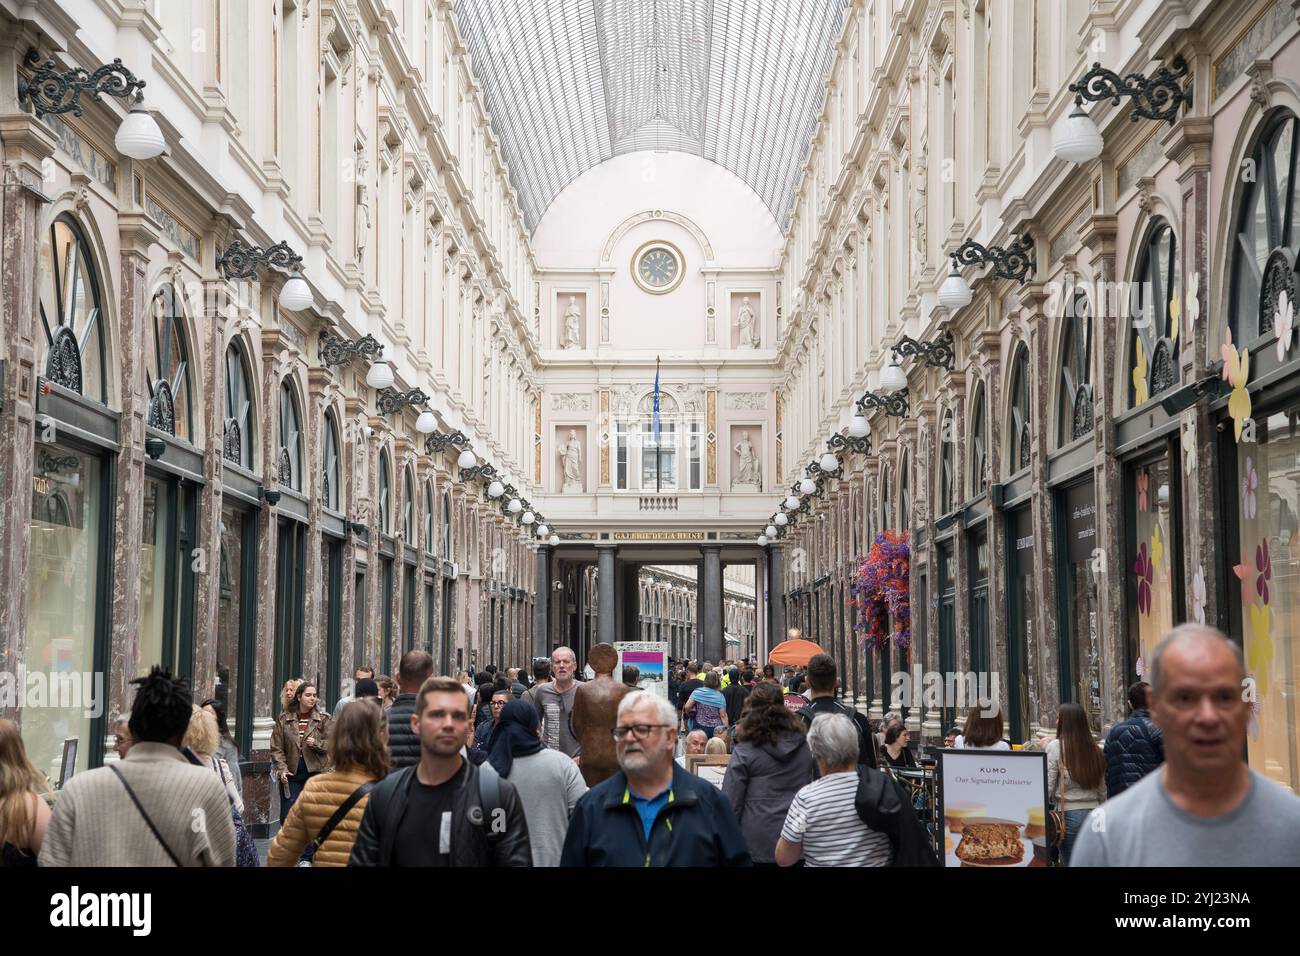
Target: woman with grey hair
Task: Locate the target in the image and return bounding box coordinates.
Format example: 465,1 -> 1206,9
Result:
775,713 -> 892,867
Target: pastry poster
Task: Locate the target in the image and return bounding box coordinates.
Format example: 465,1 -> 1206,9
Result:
614,642 -> 669,702
937,750 -> 1050,868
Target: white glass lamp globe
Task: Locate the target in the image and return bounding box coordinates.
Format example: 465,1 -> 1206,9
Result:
549,534 -> 560,546
415,410 -> 437,433
1054,104 -> 1105,164
784,494 -> 800,511
536,524 -> 549,537
115,107 -> 165,160
365,362 -> 394,390
765,524 -> 778,538
1157,483 -> 1170,505
938,263 -> 973,310
880,360 -> 909,394
757,535 -> 768,547
457,449 -> 477,470
849,415 -> 870,438
799,477 -> 817,496
774,512 -> 788,527
819,452 -> 839,473
522,511 -> 535,525
279,274 -> 313,311
508,498 -> 522,513
487,480 -> 504,499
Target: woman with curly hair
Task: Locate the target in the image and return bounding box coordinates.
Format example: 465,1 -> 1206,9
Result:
721,681 -> 816,866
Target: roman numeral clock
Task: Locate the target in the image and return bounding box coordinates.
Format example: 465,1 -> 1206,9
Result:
631,240 -> 685,294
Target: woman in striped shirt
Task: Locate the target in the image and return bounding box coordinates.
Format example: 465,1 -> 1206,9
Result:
776,713 -> 892,867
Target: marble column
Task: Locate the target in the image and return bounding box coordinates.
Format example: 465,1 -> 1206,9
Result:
701,544 -> 723,664
596,543 -> 616,646
533,544 -> 550,657
766,543 -> 786,651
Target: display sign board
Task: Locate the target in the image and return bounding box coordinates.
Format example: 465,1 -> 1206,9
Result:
615,641 -> 669,702
58,737 -> 78,789
685,753 -> 729,790
936,749 -> 1049,867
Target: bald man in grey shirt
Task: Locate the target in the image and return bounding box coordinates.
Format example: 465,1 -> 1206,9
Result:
1073,624 -> 1300,867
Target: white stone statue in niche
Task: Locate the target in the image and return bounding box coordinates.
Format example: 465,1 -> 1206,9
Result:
732,430 -> 761,491
558,429 -> 584,492
354,149 -> 371,261
562,296 -> 582,349
736,296 -> 759,348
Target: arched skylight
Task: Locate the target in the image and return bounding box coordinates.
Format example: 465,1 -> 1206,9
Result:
454,0 -> 850,231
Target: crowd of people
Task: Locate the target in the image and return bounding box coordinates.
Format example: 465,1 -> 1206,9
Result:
1,623 -> 1297,867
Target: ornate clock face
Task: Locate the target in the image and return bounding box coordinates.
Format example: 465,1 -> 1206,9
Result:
632,242 -> 684,294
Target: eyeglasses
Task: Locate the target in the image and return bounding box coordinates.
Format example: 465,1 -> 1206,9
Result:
490,699 -> 508,708
611,723 -> 673,741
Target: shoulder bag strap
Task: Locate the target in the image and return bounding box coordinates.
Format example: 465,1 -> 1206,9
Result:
310,781 -> 375,854
109,764 -> 183,866
476,761 -> 504,844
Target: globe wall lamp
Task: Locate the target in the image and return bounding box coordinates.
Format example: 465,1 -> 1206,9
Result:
521,511 -> 535,526
798,476 -> 818,496
938,235 -> 1036,310
817,452 -> 841,476
891,329 -> 957,373
536,524 -> 550,537
549,534 -> 561,546
784,494 -> 800,511
757,534 -> 768,546
376,387 -> 429,416
457,449 -> 478,470
507,497 -> 522,514
1055,56 -> 1191,165
774,512 -> 788,527
18,49 -> 165,159
765,524 -> 778,538
320,331 -> 386,380
217,239 -> 312,311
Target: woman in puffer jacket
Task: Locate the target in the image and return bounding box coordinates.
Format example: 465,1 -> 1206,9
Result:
268,699 -> 388,867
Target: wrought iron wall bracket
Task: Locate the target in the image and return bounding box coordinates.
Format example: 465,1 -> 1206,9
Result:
426,429 -> 468,455
1070,55 -> 1191,125
18,49 -> 146,118
892,330 -> 956,371
376,387 -> 428,415
856,387 -> 909,419
460,462 -> 497,483
828,432 -> 873,456
951,234 -> 1036,284
217,238 -> 303,280
320,332 -> 383,366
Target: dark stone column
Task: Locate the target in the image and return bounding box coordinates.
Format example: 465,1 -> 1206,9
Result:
596,543 -> 616,646
533,544 -> 550,657
701,544 -> 723,663
767,543 -> 785,653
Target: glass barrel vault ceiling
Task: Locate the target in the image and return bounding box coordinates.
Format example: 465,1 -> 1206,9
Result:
453,0 -> 851,233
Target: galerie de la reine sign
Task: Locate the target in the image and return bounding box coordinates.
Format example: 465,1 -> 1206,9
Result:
611,531 -> 708,541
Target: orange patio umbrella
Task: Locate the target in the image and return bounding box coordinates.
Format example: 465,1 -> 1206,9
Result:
767,638 -> 823,667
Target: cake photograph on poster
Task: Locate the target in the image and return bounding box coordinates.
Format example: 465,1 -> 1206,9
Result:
937,750 -> 1050,867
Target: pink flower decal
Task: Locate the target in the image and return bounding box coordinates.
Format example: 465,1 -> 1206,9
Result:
1137,469 -> 1149,511
1134,543 -> 1153,615
1242,457 -> 1258,519
1256,541 -> 1271,605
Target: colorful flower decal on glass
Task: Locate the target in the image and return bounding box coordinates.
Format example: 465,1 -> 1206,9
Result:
1134,542 -> 1153,615
1186,272 -> 1200,334
1181,421 -> 1195,476
1222,329 -> 1251,443
1137,468 -> 1149,511
1192,565 -> 1207,625
1168,286 -> 1180,344
1256,541 -> 1271,604
1233,556 -> 1256,612
1151,524 -> 1165,576
1248,697 -> 1261,742
1133,338 -> 1149,406
1135,656 -> 1146,679
1277,289 -> 1294,363
1248,602 -> 1273,700
1242,457 -> 1258,519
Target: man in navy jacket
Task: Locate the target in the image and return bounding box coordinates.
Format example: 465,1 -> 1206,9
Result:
561,692 -> 751,867
1103,681 -> 1165,797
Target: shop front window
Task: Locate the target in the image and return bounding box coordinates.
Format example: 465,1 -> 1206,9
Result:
1126,455 -> 1181,681
1058,481 -> 1101,731
27,446 -> 107,779
1128,222 -> 1180,407
1235,407 -> 1300,794
145,282 -> 194,441
37,217 -> 106,403
215,503 -> 254,752
1007,506 -> 1035,741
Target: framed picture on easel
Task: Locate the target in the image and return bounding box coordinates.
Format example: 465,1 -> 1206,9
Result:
684,753 -> 729,790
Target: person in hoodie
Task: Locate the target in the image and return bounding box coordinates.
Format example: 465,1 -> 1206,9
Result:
721,681 -> 816,866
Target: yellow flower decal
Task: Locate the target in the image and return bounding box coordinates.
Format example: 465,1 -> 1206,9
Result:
1223,335 -> 1252,443
1151,524 -> 1165,575
1248,603 -> 1273,700
1169,288 -> 1180,344
1133,338 -> 1149,405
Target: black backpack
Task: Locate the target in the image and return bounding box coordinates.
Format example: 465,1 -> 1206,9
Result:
853,766 -> 939,866
799,699 -> 877,768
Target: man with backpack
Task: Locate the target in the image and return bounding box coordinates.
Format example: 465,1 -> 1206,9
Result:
797,654 -> 878,770
348,677 -> 532,866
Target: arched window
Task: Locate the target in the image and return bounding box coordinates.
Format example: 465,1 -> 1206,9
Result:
1059,288 -> 1094,444
38,216 -> 107,403
278,382 -> 302,490
145,281 -> 194,440
424,483 -> 435,554
1008,345 -> 1031,472
969,385 -> 988,494
378,453 -> 391,534
940,412 -> 955,516
403,467 -> 416,540
899,451 -> 911,530
880,464 -> 891,531
1230,113 -> 1299,344
442,492 -> 452,558
322,411 -> 340,511
1129,221 -> 1180,406
224,343 -> 254,468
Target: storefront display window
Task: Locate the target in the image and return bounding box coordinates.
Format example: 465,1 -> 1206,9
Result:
1126,456 -> 1180,681
1059,481 -> 1101,731
1234,407 -> 1300,794
139,477 -> 176,674
1007,506 -> 1035,740
27,446 -> 106,780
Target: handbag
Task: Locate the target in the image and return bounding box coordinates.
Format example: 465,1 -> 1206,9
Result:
1047,743 -> 1067,849
215,758 -> 259,867
299,780 -> 375,867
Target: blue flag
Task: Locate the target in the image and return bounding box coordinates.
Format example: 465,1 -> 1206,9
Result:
653,357 -> 661,444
